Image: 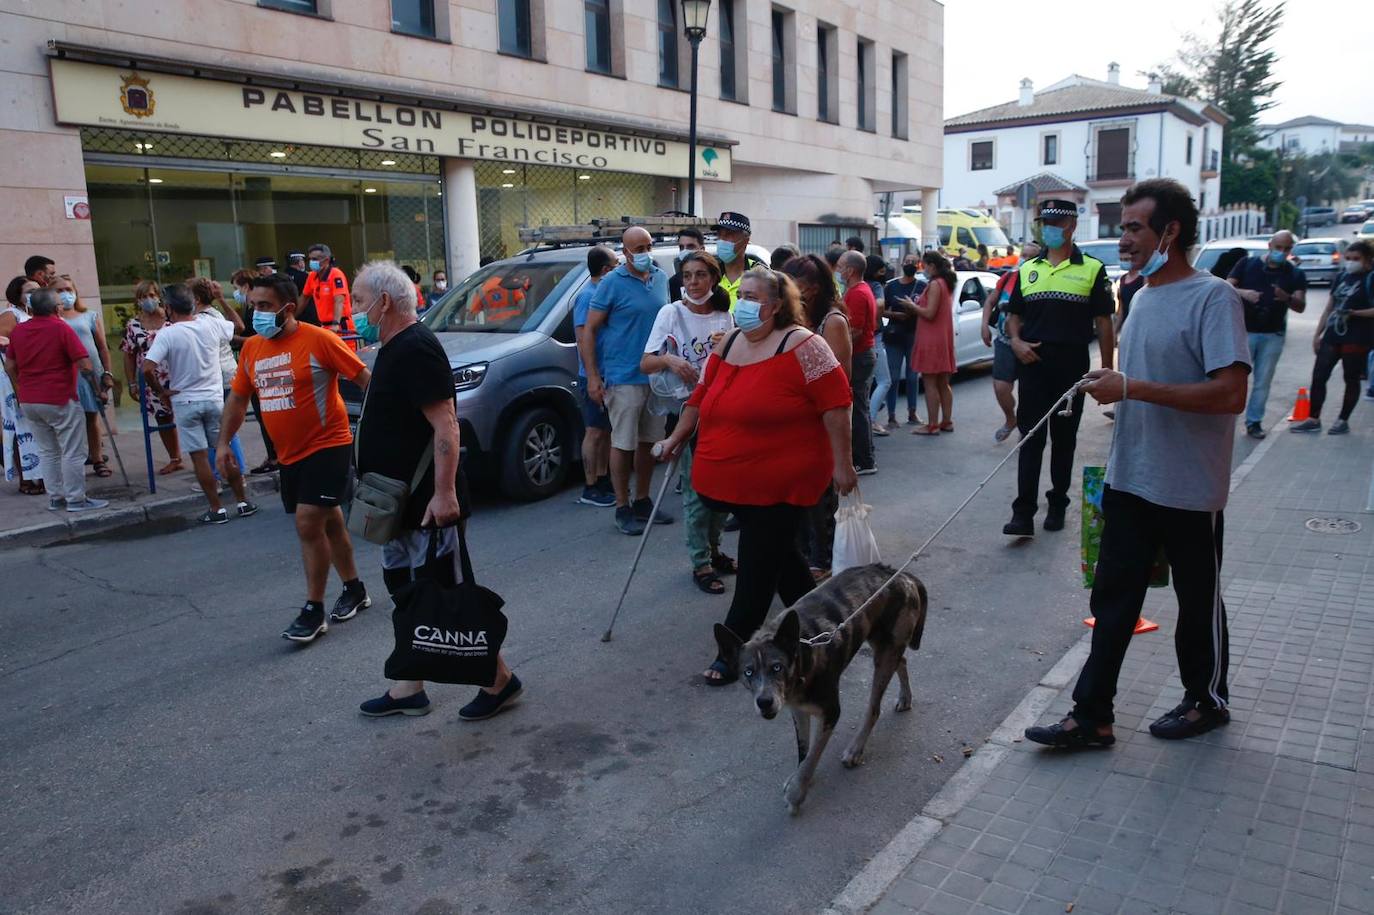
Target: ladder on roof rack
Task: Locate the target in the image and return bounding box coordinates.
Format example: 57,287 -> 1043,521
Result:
516,215 -> 712,246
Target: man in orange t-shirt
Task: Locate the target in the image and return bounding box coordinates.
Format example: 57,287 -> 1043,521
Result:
216,274 -> 373,645
303,243 -> 354,334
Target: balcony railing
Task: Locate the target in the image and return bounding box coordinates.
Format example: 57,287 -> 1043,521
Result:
1087,150 -> 1135,183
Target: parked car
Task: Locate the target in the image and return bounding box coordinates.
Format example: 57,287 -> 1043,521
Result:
949,270 -> 1001,371
1359,221 -> 1374,242
341,237 -> 767,502
1358,200 -> 1374,219
1341,205 -> 1369,224
1075,240 -> 1127,281
1290,237 -> 1349,285
1192,238 -> 1271,277
1300,206 -> 1337,228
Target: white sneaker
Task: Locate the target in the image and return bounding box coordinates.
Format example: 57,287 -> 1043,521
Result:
66,497 -> 110,513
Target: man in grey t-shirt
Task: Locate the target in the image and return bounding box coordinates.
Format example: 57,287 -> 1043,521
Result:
1026,180 -> 1251,750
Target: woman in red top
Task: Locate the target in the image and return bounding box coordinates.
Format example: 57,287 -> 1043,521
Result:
910,250 -> 957,436
655,267 -> 855,684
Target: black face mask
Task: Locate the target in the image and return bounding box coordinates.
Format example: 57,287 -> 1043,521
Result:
902,264 -> 918,277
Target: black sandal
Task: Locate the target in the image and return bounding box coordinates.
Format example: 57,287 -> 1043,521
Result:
693,567 -> 726,595
703,658 -> 737,686
1024,717 -> 1115,749
710,552 -> 737,575
92,460 -> 113,478
18,480 -> 44,495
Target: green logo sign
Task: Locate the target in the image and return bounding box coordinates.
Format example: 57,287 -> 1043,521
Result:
701,148 -> 718,166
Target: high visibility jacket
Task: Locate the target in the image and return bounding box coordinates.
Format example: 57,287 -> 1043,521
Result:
1006,246 -> 1114,345
470,276 -> 525,323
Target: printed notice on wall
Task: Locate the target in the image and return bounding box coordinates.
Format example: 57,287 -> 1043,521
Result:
64,195 -> 91,219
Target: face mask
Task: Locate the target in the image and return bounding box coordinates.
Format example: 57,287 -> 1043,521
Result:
682,287 -> 714,306
716,241 -> 737,264
632,252 -> 654,273
1347,261 -> 1368,275
434,280 -> 447,292
139,297 -> 159,313
1040,225 -> 1067,249
252,308 -> 286,339
57,291 -> 77,309
308,259 -> 322,271
1138,240 -> 1170,279
902,264 -> 917,277
22,293 -> 31,309
233,289 -> 246,305
355,298 -> 383,344
1266,249 -> 1286,267
734,298 -> 766,332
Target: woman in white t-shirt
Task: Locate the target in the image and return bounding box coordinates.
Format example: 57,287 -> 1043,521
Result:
640,251 -> 736,594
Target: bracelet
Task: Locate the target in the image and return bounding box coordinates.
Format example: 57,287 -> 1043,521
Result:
1121,373 -> 1128,402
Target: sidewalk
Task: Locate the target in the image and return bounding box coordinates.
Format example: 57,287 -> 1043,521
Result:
0,402 -> 278,548
833,419 -> 1374,915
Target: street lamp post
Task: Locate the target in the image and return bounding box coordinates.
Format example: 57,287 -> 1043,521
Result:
681,0 -> 711,217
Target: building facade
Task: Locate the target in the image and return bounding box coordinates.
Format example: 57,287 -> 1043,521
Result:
3,0 -> 943,326
940,66 -> 1227,241
1257,116 -> 1374,156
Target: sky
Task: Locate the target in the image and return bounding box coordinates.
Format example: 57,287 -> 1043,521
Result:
942,0 -> 1374,128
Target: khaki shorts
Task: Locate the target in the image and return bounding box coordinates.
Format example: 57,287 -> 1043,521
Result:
603,384 -> 666,452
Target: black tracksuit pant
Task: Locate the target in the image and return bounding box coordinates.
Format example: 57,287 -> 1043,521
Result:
1013,343 -> 1088,517
703,497 -> 815,644
1071,486 -> 1230,726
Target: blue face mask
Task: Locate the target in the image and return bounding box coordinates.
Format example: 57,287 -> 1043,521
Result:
734,298 -> 766,332
1040,225 -> 1067,249
716,240 -> 737,264
308,259 -> 322,271
632,252 -> 654,273
1138,242 -> 1170,279
1266,249 -> 1286,267
57,291 -> 77,309
232,289 -> 246,305
252,308 -> 285,339
354,312 -> 379,345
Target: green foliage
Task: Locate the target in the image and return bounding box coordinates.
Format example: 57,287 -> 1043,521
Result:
1221,152 -> 1278,210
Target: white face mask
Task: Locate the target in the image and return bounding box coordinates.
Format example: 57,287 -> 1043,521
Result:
682,287 -> 714,306
434,280 -> 447,291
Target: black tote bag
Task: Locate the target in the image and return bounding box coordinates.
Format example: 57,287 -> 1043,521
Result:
384,526 -> 508,686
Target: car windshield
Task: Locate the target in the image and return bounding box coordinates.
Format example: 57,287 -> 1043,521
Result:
1293,243 -> 1337,255
1193,245 -> 1260,272
972,225 -> 1010,247
1077,243 -> 1121,266
422,260 -> 580,333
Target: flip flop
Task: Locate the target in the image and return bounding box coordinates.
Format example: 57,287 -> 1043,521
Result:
911,425 -> 941,436
703,658 -> 737,686
939,421 -> 955,432
994,424 -> 1015,443
92,460 -> 113,478
158,458 -> 183,475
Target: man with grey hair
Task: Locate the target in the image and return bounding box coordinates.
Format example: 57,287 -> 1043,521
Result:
1226,229 -> 1307,438
837,249 -> 879,474
353,261 -> 524,720
3,288 -> 108,511
304,242 -> 352,334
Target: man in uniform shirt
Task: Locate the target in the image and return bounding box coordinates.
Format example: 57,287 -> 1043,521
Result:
284,251 -> 310,295
1003,199 -> 1116,537
302,243 -> 354,334
711,212 -> 762,309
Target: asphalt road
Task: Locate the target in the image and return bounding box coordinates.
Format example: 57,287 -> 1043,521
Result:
0,287 -> 1334,915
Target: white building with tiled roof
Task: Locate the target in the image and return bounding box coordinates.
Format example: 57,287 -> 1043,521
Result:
941,65 -> 1229,241
1257,117 -> 1374,156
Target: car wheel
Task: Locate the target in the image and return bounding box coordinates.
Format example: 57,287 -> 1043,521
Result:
499,406 -> 567,501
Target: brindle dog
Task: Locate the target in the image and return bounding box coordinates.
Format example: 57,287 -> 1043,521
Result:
715,563 -> 928,815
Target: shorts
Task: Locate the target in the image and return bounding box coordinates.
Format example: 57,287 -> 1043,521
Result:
579,382 -> 611,432
992,337 -> 1018,383
603,384 -> 665,452
174,399 -> 223,453
279,443 -> 353,514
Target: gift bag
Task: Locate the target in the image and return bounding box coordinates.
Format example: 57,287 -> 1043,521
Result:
384,526 -> 509,686
833,490 -> 882,575
1081,466 -> 1169,589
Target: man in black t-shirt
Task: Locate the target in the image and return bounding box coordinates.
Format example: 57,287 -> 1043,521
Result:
351,261 -> 523,722
1226,230 -> 1307,438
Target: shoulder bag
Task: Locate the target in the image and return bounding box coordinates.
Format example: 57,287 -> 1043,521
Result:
347,382 -> 438,545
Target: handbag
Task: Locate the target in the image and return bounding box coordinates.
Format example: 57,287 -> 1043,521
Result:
832,489 -> 882,574
384,526 -> 509,686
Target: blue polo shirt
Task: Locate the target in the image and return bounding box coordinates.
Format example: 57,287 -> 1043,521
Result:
588,263 -> 670,385
571,279 -> 601,378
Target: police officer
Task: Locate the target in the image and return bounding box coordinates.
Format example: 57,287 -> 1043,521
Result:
284,251 -> 310,295
1003,199 -> 1115,537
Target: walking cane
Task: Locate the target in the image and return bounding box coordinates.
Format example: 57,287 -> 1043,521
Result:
86,374 -> 131,487
601,448 -> 680,643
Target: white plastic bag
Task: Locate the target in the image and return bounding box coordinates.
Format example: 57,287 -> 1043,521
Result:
832,491 -> 882,574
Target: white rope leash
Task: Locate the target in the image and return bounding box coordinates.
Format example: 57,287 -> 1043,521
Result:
801,378 -> 1090,647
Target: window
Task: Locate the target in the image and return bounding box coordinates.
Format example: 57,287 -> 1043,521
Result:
1042,133 -> 1058,166
1097,202 -> 1123,238
658,0 -> 679,88
856,38 -> 875,131
585,0 -> 611,73
771,7 -> 794,114
258,0 -> 323,13
890,52 -> 908,138
498,0 -> 532,57
817,23 -> 837,123
970,140 -> 994,171
720,0 -> 738,100
1094,127 -> 1131,179
1199,191 -> 1206,211
1186,134 -> 1193,165
391,0 -> 435,37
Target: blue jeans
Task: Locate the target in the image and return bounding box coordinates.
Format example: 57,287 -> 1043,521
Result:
1245,332 -> 1285,426
883,332 -> 918,416
869,337 -> 892,420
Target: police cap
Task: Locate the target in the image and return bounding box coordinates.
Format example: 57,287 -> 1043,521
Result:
1036,199 -> 1078,220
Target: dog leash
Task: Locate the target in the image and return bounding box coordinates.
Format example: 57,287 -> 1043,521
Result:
802,378 -> 1090,647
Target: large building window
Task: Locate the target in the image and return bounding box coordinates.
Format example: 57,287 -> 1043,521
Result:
1094,126 -> 1132,180
585,0 -> 611,74
719,0 -> 738,101
391,0 -> 435,38
771,7 -> 795,114
658,0 -> 679,88
258,0 -> 325,14
970,140 -> 995,171
856,38 -> 875,132
817,23 -> 838,124
498,0 -> 532,57
890,51 -> 908,138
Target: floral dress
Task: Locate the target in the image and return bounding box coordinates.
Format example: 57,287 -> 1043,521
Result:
121,316 -> 173,420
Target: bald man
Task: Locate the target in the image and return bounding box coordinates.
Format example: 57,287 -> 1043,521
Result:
1226,229 -> 1307,438
579,227 -> 674,535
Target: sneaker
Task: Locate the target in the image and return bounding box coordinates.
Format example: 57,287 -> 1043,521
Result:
856,464 -> 878,476
359,690 -> 432,717
1043,504 -> 1067,532
249,460 -> 277,475
615,505 -> 646,536
872,422 -> 890,437
282,605 -> 327,643
330,586 -> 371,622
1290,418 -> 1321,433
236,501 -> 259,518
1024,717 -> 1115,749
577,485 -> 616,507
198,508 -> 229,525
633,496 -> 672,525
1148,700 -> 1230,740
1328,419 -> 1350,435
47,497 -> 66,512
1003,514 -> 1035,538
1245,422 -> 1266,439
65,497 -> 110,513
458,674 -> 523,721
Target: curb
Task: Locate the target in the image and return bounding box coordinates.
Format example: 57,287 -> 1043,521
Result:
0,476 -> 279,550
823,421 -> 1282,915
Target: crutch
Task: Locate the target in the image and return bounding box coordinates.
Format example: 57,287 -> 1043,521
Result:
601,449 -> 681,643
86,374 -> 131,487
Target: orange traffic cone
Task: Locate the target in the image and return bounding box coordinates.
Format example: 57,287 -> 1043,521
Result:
1288,388 -> 1311,422
1084,616 -> 1159,634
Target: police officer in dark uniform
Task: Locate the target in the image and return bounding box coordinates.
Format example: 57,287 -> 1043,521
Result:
1003,199 -> 1116,537
284,251 -> 310,295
